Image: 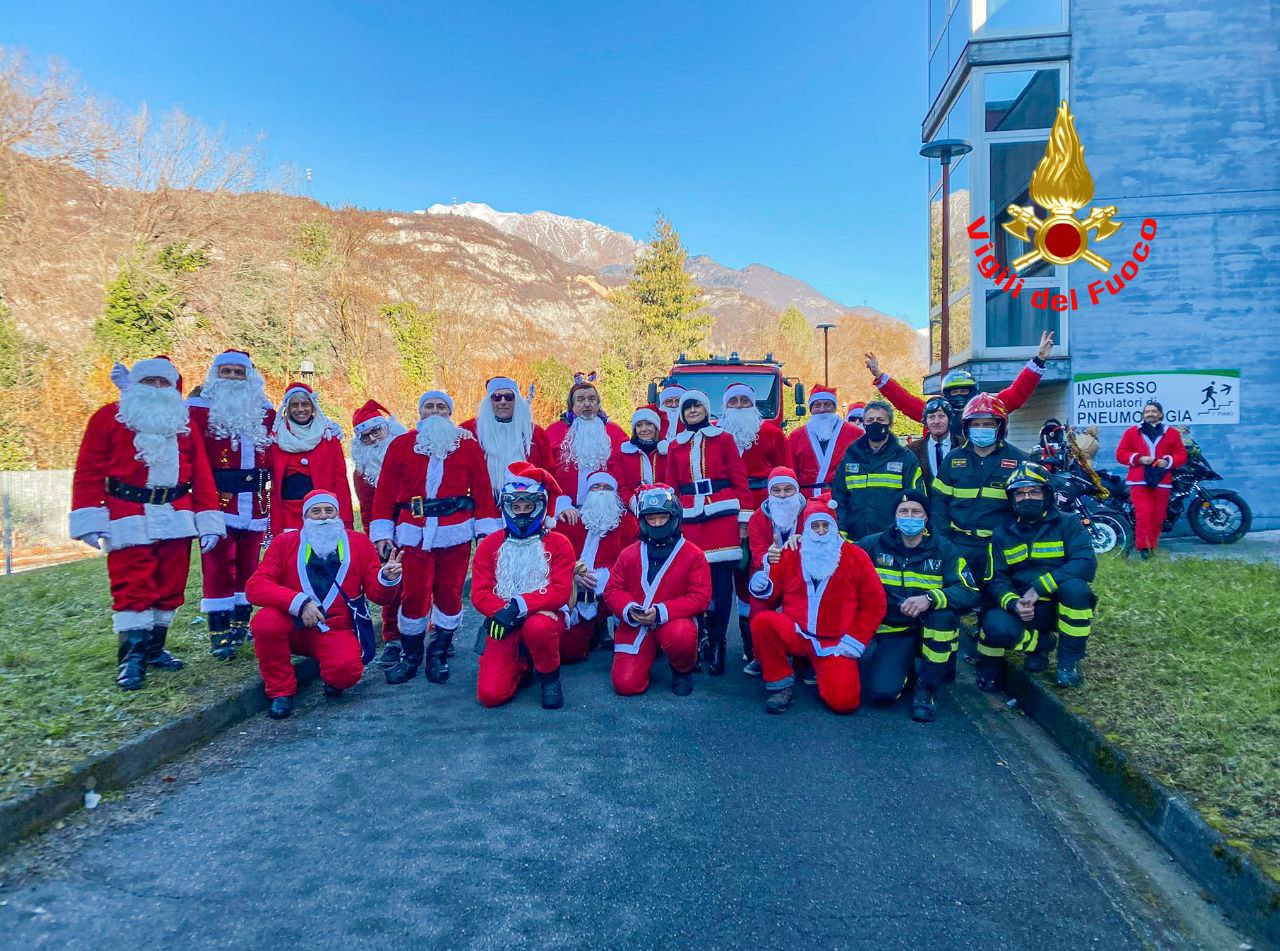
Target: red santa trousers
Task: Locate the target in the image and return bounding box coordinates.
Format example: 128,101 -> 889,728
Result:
561,618 -> 594,664
611,619 -> 698,696
200,527 -> 265,612
108,539 -> 192,629
250,607 -> 364,698
1129,485 -> 1170,551
476,612 -> 563,708
399,543 -> 471,635
753,610 -> 863,714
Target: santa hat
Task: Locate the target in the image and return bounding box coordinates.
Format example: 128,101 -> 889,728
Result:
280,381 -> 318,409
503,461 -> 562,499
658,382 -> 686,404
211,350 -> 254,371
802,496 -> 837,530
301,489 -> 341,518
631,408 -> 660,430
418,389 -> 454,415
767,466 -> 800,493
585,471 -> 618,493
846,401 -> 866,422
122,356 -> 180,389
722,382 -> 756,409
485,376 -> 520,399
808,385 -> 839,408
566,371 -> 599,410
679,390 -> 712,415
352,399 -> 393,435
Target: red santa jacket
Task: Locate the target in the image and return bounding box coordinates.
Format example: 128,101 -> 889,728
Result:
610,441 -> 665,508
70,403 -> 225,551
187,400 -> 275,532
369,430 -> 499,551
745,502 -> 800,573
751,542 -> 886,655
458,418 -> 554,471
665,425 -> 752,522
787,421 -> 862,498
1115,425 -> 1188,488
603,538 -> 712,654
736,422 -> 791,512
876,359 -> 1045,428
245,527 -> 399,629
544,417 -> 628,512
554,511 -> 639,621
268,435 -> 353,536
470,529 -> 576,619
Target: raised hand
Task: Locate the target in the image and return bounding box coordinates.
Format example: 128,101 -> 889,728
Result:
1037,330 -> 1055,361
864,351 -> 881,377
382,548 -> 403,582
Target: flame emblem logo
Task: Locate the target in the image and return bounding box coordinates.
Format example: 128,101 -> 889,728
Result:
1002,100 -> 1122,272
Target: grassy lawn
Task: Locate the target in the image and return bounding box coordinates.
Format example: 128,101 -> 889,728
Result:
1047,554 -> 1280,880
0,552 -> 263,801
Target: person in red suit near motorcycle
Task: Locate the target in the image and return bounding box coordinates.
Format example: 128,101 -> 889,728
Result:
246,490 -> 403,720
267,382 -> 353,536
603,484 -> 712,697
471,463 -> 576,709
748,498 -> 886,714
1116,400 -> 1188,558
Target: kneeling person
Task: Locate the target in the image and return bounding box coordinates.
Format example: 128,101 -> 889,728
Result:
603,484 -> 711,697
749,500 -> 886,714
246,491 -> 403,720
857,490 -> 978,723
980,462 -> 1097,690
471,464 -> 575,709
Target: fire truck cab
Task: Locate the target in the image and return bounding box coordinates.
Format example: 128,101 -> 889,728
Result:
647,353 -> 807,429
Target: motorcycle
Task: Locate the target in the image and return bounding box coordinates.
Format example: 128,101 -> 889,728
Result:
1031,434 -> 1134,555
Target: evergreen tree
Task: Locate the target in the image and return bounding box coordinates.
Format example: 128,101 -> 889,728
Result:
382,302 -> 438,392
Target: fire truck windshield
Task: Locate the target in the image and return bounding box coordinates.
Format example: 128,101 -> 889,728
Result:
667,371 -> 779,419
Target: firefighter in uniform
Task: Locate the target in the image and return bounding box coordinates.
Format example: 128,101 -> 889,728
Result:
980,462 -> 1097,690
857,489 -> 978,722
832,398 -> 924,541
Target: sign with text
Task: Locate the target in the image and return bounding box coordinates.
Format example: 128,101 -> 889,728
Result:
1072,370 -> 1241,427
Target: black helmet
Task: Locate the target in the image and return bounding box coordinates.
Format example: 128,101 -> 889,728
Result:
636,484 -> 683,546
1006,462 -> 1054,522
923,396 -> 952,419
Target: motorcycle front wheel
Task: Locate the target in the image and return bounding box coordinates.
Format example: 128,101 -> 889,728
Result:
1084,511 -> 1132,555
1188,490 -> 1252,544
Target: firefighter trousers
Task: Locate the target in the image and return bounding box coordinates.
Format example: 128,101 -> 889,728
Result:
859,608 -> 959,702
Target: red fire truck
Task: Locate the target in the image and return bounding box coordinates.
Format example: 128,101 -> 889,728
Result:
647,353 -> 807,429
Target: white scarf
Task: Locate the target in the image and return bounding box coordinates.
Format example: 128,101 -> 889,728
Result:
276,415 -> 331,453
721,406 -> 763,454
202,376 -> 270,449
496,535 -> 551,599
117,385 -> 189,487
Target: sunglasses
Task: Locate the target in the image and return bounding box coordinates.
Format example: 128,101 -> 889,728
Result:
490,392 -> 516,403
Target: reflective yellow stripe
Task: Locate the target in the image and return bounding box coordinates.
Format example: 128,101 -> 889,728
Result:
1059,604 -> 1093,620
1058,618 -> 1091,637
902,571 -> 943,587
876,567 -> 903,585
1016,629 -> 1039,652
843,475 -> 868,489
1039,572 -> 1058,593
877,624 -> 911,634
921,644 -> 952,664
999,591 -> 1019,609
956,557 -> 976,589
950,486 -> 981,499
933,480 -> 954,496
922,626 -> 958,643
953,525 -> 993,537
980,486 -> 1008,499
976,642 -> 1006,657
930,589 -> 947,609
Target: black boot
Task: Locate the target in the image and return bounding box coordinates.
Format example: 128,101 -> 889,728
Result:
146,626 -> 184,670
208,610 -> 236,659
671,668 -> 693,696
268,695 -> 293,719
425,627 -> 456,684
322,683 -> 343,699
377,641 -> 402,669
230,604 -> 252,646
537,668 -> 564,709
707,635 -> 726,677
740,617 -> 761,676
1056,655 -> 1083,688
385,633 -> 425,685
975,657 -> 1004,693
116,629 -> 149,690
1023,632 -> 1056,673
910,683 -> 937,723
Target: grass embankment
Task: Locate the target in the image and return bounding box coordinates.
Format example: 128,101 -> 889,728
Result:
1053,555 -> 1280,879
0,554 -> 262,801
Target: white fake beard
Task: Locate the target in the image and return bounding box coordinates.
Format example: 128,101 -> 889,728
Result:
800,523 -> 842,583
495,535 -> 550,600
721,406 -> 763,453
580,489 -> 623,535
350,421 -> 405,485
301,517 -> 345,558
414,415 -> 464,459
563,415 -> 612,471
476,399 -> 534,491
203,376 -> 270,449
117,385 -> 189,486
766,494 -> 805,537
807,412 -> 841,441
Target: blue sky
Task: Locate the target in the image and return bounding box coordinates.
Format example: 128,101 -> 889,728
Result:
5,1 -> 928,324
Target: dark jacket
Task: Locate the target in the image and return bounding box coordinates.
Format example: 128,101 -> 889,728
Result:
908,433 -> 968,485
930,439 -> 1029,542
857,528 -> 979,633
986,510 -> 1097,608
833,434 -> 924,542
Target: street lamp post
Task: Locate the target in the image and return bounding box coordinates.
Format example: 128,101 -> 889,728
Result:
919,138 -> 972,377
816,323 -> 835,386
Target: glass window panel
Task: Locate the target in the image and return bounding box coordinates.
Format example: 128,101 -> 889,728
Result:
929,42 -> 948,104
948,1 -> 972,71
929,189 -> 943,311
947,85 -> 971,142
984,69 -> 1059,131
947,293 -> 973,360
989,140 -> 1053,278
977,0 -> 1064,36
985,285 -> 1060,348
947,157 -> 972,296
930,153 -> 941,192
929,313 -> 942,367
930,0 -> 949,48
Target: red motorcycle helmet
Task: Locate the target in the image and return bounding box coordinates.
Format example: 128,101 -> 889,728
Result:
962,392 -> 1009,441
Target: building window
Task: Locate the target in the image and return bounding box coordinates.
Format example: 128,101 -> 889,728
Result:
971,0 -> 1067,38
985,68 -> 1060,131
928,0 -> 972,107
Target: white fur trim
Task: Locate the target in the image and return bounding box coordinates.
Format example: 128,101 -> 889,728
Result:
1025,358 -> 1045,375
201,596 -> 237,613
233,592 -> 250,606
631,408 -> 660,428
623,601 -> 644,623
737,509 -> 753,524
474,516 -> 502,536
105,508 -> 197,551
195,509 -> 227,538
394,519 -> 475,551
113,609 -> 154,632
398,610 -> 430,635
154,609 -> 176,627
654,603 -> 669,625
377,568 -> 402,587
672,425 -> 726,446
302,492 -> 340,516
432,605 -> 463,628
369,518 -> 395,543
703,544 -> 743,564
683,497 -> 740,520
70,506 -> 109,539
288,593 -> 310,616
512,596 -> 529,617
838,634 -> 866,658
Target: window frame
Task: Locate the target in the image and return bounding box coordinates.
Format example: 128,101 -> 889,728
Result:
969,0 -> 1069,42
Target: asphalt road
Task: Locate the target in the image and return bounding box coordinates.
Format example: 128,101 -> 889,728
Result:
0,608 -> 1243,950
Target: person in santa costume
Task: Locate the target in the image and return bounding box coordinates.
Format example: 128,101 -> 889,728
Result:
603,484 -> 711,696
664,389 -> 752,676
268,382 -> 353,536
739,466 -> 807,676
186,349 -> 275,659
471,463 -> 575,709
372,389 -> 500,686
245,490 -> 403,720
70,356 -> 226,690
786,385 -> 862,498
544,372 -> 627,523
649,381 -> 686,439
553,471 -> 638,661
350,399 -> 408,668
460,376 -> 552,499
610,408 -> 665,508
749,498 -> 886,714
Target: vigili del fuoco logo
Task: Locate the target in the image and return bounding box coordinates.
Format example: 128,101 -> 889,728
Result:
966,100 -> 1158,313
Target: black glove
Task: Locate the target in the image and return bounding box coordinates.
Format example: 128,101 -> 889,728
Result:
491,599 -> 524,632
486,617 -> 510,641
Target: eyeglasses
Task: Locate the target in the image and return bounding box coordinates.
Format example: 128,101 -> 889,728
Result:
490,392 -> 515,403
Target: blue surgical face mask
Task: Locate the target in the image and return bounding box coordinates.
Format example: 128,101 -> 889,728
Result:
969,427 -> 998,447
897,516 -> 927,537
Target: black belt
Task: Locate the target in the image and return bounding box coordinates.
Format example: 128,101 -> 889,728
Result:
747,476 -> 768,490
106,478 -> 191,505
677,478 -> 732,496
801,481 -> 830,490
213,468 -> 270,494
281,472 -> 313,500
394,495 -> 475,519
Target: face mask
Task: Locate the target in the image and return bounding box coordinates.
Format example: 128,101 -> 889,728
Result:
969,427 -> 998,447
864,421 -> 890,441
1014,498 -> 1047,521
896,516 -> 926,537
